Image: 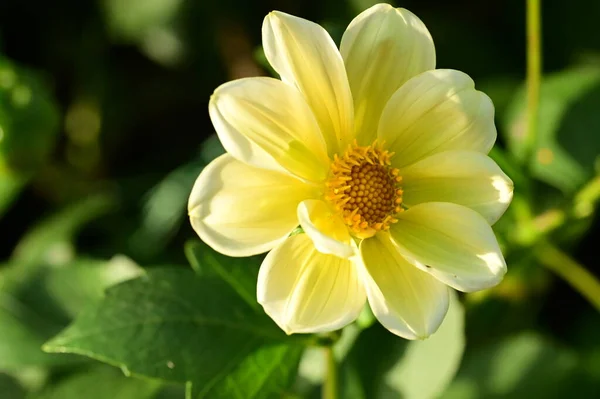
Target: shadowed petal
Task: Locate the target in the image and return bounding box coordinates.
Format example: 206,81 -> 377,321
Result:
360,232 -> 449,339
258,234 -> 366,334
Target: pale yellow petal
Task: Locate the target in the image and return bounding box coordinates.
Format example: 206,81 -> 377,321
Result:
359,232 -> 449,340
188,154 -> 316,257
257,234 -> 366,334
297,199 -> 354,259
263,11 -> 354,155
390,202 -> 506,292
340,4 -> 435,144
209,77 -> 330,181
400,151 -> 514,224
379,69 -> 496,168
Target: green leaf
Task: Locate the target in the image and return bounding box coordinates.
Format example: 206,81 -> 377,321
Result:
190,343 -> 303,399
0,256 -> 143,370
0,195 -> 121,368
503,67 -> 600,193
0,289 -> 65,369
184,240 -> 260,309
442,333 -> 579,399
43,269 -> 304,395
382,291 -> 465,399
30,366 -> 161,399
183,244 -> 303,397
44,256 -> 144,318
154,384 -> 187,399
0,373 -> 26,399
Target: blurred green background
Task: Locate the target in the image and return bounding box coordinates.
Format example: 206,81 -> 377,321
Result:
1,0 -> 599,398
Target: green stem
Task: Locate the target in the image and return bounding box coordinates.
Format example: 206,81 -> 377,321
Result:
573,175 -> 600,218
535,241 -> 600,312
525,0 -> 542,160
322,346 -> 338,399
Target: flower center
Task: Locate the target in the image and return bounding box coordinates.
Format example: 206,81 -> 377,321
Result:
325,140 -> 403,239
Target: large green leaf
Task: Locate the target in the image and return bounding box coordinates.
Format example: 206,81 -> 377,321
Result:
190,343 -> 303,399
43,256 -> 143,318
30,366 -> 161,399
183,242 -> 303,398
43,269 -> 304,396
0,372 -> 26,399
184,240 -> 260,309
0,297 -> 58,370
503,67 -> 600,194
0,256 -> 143,370
0,260 -> 75,370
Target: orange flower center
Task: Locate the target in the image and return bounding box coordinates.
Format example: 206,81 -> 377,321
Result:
325,140 -> 403,239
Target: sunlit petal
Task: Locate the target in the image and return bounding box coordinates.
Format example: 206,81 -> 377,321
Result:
400,151 -> 514,224
379,69 -> 496,168
263,11 -> 354,155
210,77 -> 329,181
188,154 -> 316,257
340,3 -> 435,144
390,202 -> 507,292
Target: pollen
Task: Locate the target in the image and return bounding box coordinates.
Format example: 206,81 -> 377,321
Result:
325,140 -> 403,239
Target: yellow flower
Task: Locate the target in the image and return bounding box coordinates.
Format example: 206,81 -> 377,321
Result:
189,3 -> 513,339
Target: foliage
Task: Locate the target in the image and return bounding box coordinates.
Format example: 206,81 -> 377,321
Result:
1,0 -> 600,398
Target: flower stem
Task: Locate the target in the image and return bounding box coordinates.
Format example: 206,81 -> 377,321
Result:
525,0 -> 542,160
535,241 -> 600,312
573,175 -> 600,218
322,346 -> 338,399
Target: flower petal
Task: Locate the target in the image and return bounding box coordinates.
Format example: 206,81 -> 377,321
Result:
340,4 -> 435,144
379,69 -> 496,168
263,11 -> 354,155
257,234 -> 366,334
297,199 -> 354,258
210,77 -> 330,181
359,232 -> 449,340
400,151 -> 514,224
188,154 -> 316,257
390,202 -> 507,292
